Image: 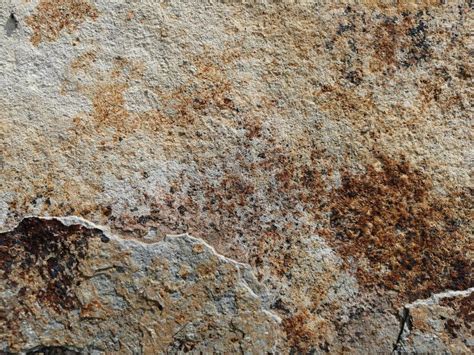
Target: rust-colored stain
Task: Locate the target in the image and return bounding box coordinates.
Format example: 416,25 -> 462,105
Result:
26,0 -> 98,46
282,311 -> 318,352
4,3 -> 471,351
372,14 -> 431,71
440,293 -> 474,334
328,156 -> 473,302
92,83 -> 131,131
354,0 -> 446,11
0,218 -> 104,312
70,50 -> 97,72
70,50 -> 238,141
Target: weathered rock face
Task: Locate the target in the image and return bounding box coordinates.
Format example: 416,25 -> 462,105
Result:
395,288 -> 474,354
1,1 -> 472,353
1,217 -> 283,353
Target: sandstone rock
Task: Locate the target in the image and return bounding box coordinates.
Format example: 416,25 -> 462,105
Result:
1,1 -> 472,353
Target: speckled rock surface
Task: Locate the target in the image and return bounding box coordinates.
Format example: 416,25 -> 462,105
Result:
1,1 -> 472,353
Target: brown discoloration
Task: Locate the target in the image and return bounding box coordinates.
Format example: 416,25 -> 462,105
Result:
440,293 -> 474,332
92,83 -> 131,132
26,0 -> 98,46
0,218 -> 103,312
282,311 -> 318,352
3,2 -> 472,352
5,170 -> 103,234
281,308 -> 337,353
66,50 -> 237,141
373,21 -> 400,68
371,14 -> 431,71
137,50 -> 241,141
328,156 -> 473,302
357,1 -> 447,11
70,50 -> 96,72
80,299 -> 106,319
124,143 -> 329,260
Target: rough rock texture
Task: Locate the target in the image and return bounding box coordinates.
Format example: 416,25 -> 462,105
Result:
1,217 -> 282,353
395,288 -> 474,353
1,0 -> 472,353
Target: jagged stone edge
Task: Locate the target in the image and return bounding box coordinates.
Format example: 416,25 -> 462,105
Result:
393,286 -> 474,353
1,215 -> 282,325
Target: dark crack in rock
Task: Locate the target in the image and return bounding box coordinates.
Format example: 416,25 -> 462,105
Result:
395,289 -> 474,353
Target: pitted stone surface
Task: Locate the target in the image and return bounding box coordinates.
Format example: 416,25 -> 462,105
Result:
1,1 -> 472,353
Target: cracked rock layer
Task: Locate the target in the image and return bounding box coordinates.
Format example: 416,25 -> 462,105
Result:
1,0 -> 473,353
0,217 -> 283,353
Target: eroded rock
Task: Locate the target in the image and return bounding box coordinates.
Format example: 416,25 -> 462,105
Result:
1,1 -> 472,353
395,289 -> 474,353
0,217 -> 283,353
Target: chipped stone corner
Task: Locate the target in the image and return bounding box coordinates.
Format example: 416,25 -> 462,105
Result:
394,288 -> 474,354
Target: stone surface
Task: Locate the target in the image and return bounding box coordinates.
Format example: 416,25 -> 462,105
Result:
395,288 -> 474,353
1,1 -> 472,353
1,217 -> 283,353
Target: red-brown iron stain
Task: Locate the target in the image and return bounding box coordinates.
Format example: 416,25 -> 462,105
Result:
373,20 -> 400,68
150,51 -> 238,130
440,293 -> 474,334
70,50 -> 97,72
328,155 -> 473,302
5,4 -> 469,352
0,218 -> 104,312
92,83 -> 131,131
26,0 -> 98,46
371,14 -> 431,69
282,311 -> 318,353
74,51 -> 238,142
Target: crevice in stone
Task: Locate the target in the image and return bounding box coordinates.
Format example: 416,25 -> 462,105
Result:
7,215 -> 254,270
4,13 -> 18,36
1,345 -> 84,355
392,287 -> 474,353
392,307 -> 410,354
26,346 -> 82,355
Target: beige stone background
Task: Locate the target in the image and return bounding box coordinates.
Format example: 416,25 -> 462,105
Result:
0,0 -> 472,353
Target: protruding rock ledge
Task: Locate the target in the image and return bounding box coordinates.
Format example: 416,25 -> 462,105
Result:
394,288 -> 474,354
0,216 -> 283,354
